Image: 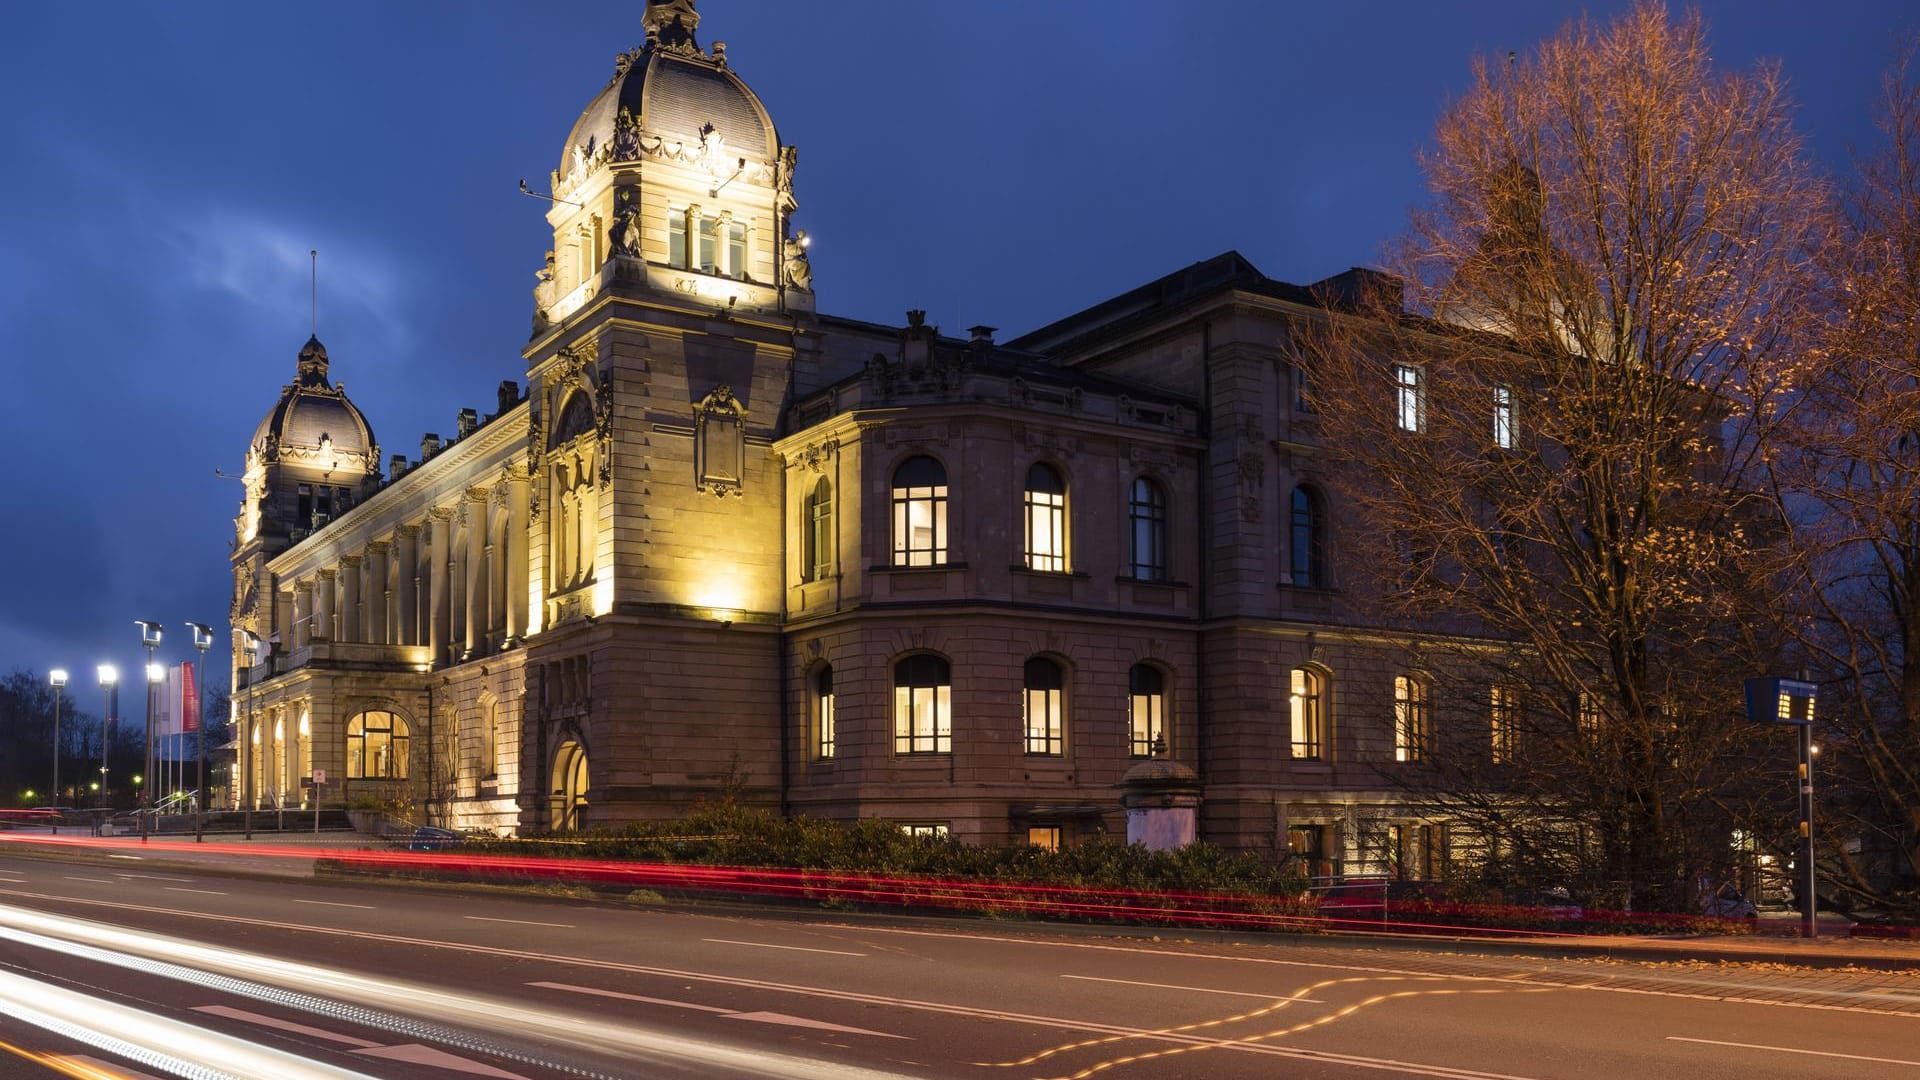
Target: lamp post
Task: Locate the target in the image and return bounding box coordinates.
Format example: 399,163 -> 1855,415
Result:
186,623 -> 213,842
241,630 -> 261,841
1744,676 -> 1819,939
48,669 -> 67,819
136,620 -> 163,843
96,665 -> 117,813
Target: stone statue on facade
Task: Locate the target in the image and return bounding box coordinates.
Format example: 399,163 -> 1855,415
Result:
783,230 -> 813,291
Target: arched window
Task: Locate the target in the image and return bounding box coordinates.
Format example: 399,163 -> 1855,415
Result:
480,698 -> 498,780
1128,664 -> 1166,757
1129,477 -> 1168,582
346,710 -> 410,779
893,654 -> 951,754
803,477 -> 833,582
1393,675 -> 1429,762
551,739 -> 588,831
1290,486 -> 1326,587
550,391 -> 596,448
1023,657 -> 1065,755
1023,463 -> 1067,572
1289,667 -> 1326,760
814,665 -> 836,760
891,456 -> 948,566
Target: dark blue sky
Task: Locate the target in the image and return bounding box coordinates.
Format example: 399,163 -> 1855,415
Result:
0,1 -> 1907,691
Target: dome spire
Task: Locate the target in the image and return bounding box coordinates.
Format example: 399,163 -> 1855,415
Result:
296,335 -> 330,387
643,0 -> 700,51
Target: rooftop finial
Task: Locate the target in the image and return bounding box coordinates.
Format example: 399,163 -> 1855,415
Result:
643,0 -> 700,51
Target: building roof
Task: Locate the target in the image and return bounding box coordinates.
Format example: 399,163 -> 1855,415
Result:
250,335 -> 376,461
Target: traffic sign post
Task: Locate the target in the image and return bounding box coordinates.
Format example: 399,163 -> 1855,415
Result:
311,770 -> 326,835
1745,677 -> 1818,938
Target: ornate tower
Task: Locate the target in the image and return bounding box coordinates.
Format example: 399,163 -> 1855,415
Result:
232,336 -> 379,667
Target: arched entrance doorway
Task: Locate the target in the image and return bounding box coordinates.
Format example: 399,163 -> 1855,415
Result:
551,740 -> 588,831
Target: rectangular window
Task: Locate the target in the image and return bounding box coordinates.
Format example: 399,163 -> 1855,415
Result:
815,670 -> 835,760
1493,385 -> 1516,449
1024,490 -> 1066,571
1289,668 -> 1324,760
668,209 -> 687,268
900,822 -> 949,839
1289,824 -> 1338,881
1394,675 -> 1428,762
1027,826 -> 1062,852
1024,666 -> 1064,755
1490,685 -> 1515,764
1394,364 -> 1424,433
894,682 -> 951,753
1577,691 -> 1603,739
297,484 -> 313,526
726,221 -> 747,280
698,216 -> 717,273
1129,665 -> 1165,757
891,483 -> 948,565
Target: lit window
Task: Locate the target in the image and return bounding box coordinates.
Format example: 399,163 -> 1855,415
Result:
726,221 -> 747,280
1577,691 -> 1603,738
893,654 -> 951,754
1290,667 -> 1325,760
1024,657 -> 1064,755
669,209 -> 688,268
1493,385 -> 1516,449
1394,363 -> 1424,433
1027,826 -> 1062,851
1490,685 -> 1516,764
1290,486 -> 1326,587
1128,663 -> 1166,757
1023,463 -> 1067,572
814,665 -> 835,760
891,456 -> 949,566
345,710 -> 409,779
1394,675 -> 1429,762
1289,823 -> 1336,880
900,822 -> 949,839
698,216 -> 717,273
1128,477 -> 1168,582
802,477 -> 833,582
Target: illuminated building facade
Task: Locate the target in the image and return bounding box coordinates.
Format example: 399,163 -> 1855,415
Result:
229,0 -> 1441,874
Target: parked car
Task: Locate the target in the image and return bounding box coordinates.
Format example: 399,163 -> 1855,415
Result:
1701,884 -> 1758,919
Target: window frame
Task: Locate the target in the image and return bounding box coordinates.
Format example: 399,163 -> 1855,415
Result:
1022,462 -> 1068,573
668,208 -> 688,269
1023,656 -> 1065,756
1289,485 -> 1326,588
813,665 -> 835,760
1490,685 -> 1516,764
1393,363 -> 1425,433
1128,476 -> 1169,582
802,476 -> 833,583
1394,674 -> 1430,762
892,653 -> 952,755
1289,666 -> 1327,761
1493,385 -> 1517,449
1128,663 -> 1167,757
890,456 -> 950,567
345,709 -> 410,780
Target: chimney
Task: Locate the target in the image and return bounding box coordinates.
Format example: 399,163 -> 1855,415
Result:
497,380 -> 521,414
967,325 -> 996,345
389,454 -> 408,482
421,433 -> 441,460
456,408 -> 479,439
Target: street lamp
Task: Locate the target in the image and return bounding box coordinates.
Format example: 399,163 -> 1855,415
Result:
48,669 -> 67,818
96,665 -> 117,811
241,629 -> 262,840
186,623 -> 214,843
1745,675 -> 1819,939
135,619 -> 163,843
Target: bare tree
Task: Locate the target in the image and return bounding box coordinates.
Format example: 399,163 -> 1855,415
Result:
1772,46 -> 1920,919
1297,4 -> 1828,910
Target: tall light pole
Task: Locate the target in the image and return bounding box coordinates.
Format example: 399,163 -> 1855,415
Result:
96,665 -> 117,813
136,620 -> 163,843
48,670 -> 67,816
186,623 -> 213,843
241,630 -> 261,841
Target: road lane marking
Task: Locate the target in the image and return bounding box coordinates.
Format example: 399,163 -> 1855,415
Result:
1666,1036 -> 1920,1067
193,1004 -> 381,1048
352,1043 -> 530,1078
291,899 -> 376,910
462,915 -> 573,928
530,981 -> 905,1038
1062,974 -> 1324,1002
702,938 -> 866,957
62,877 -> 113,884
106,855 -> 141,861
114,873 -> 193,883
163,888 -> 227,896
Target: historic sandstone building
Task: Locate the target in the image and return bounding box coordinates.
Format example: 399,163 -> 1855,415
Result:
229,0 -> 1441,877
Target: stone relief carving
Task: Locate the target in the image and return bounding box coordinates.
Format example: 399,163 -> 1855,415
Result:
1238,450 -> 1265,523
782,230 -> 813,291
796,437 -> 839,474
612,187 -> 643,259
694,384 -> 746,497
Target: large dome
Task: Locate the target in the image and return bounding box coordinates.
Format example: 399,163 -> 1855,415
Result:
556,1 -> 778,183
250,335 -> 377,463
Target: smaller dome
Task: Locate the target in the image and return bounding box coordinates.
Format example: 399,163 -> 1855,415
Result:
1120,758 -> 1201,788
250,335 -> 377,465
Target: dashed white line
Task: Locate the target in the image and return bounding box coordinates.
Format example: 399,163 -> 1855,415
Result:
463,915 -> 573,928
164,887 -> 228,896
1061,973 -> 1324,1002
702,938 -> 866,957
291,898 -> 376,910
62,876 -> 113,884
1667,1036 -> 1920,1067
106,854 -> 141,860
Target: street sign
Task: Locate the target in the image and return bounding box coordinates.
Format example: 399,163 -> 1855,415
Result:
312,769 -> 327,785
1744,677 -> 1815,725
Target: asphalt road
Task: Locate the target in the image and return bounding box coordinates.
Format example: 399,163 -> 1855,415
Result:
0,849 -> 1917,1080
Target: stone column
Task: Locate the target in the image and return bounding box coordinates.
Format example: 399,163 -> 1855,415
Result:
314,569 -> 337,642
292,579 -> 312,650
384,542 -> 400,644
507,474 -> 530,642
338,556 -> 362,644
365,541 -> 390,644
464,488 -> 488,660
429,510 -> 452,666
396,526 -> 420,647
